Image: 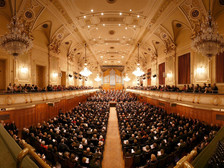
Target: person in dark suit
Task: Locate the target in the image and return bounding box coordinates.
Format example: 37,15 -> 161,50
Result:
58,139 -> 70,152
212,83 -> 218,93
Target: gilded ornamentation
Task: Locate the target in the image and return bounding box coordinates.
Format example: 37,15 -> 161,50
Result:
179,0 -> 206,33
20,0 -> 45,30
49,25 -> 70,55
154,26 -> 176,54
67,53 -> 74,62
49,0 -> 73,24
150,0 -> 173,24
49,34 -> 64,54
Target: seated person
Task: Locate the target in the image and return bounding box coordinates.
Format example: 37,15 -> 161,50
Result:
194,84 -> 201,93
182,85 -> 186,92
13,84 -> 18,93
207,84 -> 212,93
157,149 -> 166,160
190,84 -> 194,92
7,83 -> 13,92
201,83 -> 207,93
148,154 -> 157,166
204,87 -> 211,93
212,83 -> 218,93
186,85 -> 191,92
81,157 -> 89,167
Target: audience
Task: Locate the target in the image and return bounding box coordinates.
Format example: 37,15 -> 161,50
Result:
87,90 -> 137,102
0,90 -> 221,168
128,83 -> 218,94
117,101 -> 220,167
6,83 -> 94,93
22,100 -> 110,168
2,120 -> 18,135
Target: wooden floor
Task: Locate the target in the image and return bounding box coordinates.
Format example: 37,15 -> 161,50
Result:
102,107 -> 125,168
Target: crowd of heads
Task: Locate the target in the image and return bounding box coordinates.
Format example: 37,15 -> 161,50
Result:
87,90 -> 137,102
1,90 -> 221,167
0,120 -> 24,151
6,83 -> 93,94
129,83 -> 218,94
116,101 -> 220,167
22,101 -> 109,168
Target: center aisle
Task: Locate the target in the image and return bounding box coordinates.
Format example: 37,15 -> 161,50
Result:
102,107 -> 124,168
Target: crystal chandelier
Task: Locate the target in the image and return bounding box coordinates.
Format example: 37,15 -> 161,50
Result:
80,44 -> 92,77
94,74 -> 101,82
94,62 -> 101,82
192,0 -> 224,58
0,0 -> 32,57
132,43 -> 144,76
123,74 -> 130,82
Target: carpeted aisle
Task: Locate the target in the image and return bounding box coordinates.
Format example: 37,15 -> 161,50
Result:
102,107 -> 124,168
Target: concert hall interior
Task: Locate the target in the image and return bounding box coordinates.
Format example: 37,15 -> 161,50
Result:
0,0 -> 224,168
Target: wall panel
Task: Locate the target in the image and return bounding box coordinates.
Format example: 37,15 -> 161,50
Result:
0,94 -> 90,130
138,95 -> 223,126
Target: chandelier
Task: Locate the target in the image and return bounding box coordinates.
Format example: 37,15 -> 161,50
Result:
132,43 -> 144,76
192,0 -> 224,58
0,0 -> 32,57
123,74 -> 130,82
94,62 -> 101,82
94,74 -> 101,82
80,44 -> 92,77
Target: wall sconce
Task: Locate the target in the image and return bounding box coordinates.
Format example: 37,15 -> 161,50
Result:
69,74 -> 73,78
20,67 -> 28,73
196,67 -> 205,74
52,72 -> 58,78
167,72 -> 173,78
152,74 -> 157,78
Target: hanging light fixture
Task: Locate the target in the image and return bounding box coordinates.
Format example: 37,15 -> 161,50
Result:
123,74 -> 130,82
192,0 -> 224,58
0,0 -> 32,57
94,62 -> 102,82
94,74 -> 101,82
132,43 -> 144,76
80,43 -> 92,77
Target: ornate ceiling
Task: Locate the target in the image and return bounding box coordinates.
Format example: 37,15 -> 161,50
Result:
0,0 -> 224,72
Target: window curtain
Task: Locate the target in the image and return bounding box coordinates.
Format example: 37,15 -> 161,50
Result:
178,53 -> 190,84
216,52 -> 224,83
159,63 -> 165,85
147,68 -> 151,86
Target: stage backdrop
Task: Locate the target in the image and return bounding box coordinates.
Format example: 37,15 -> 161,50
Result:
102,69 -> 123,90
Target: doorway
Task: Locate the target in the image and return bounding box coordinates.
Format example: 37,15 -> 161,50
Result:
36,65 -> 45,89
61,71 -> 66,86
0,59 -> 6,91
